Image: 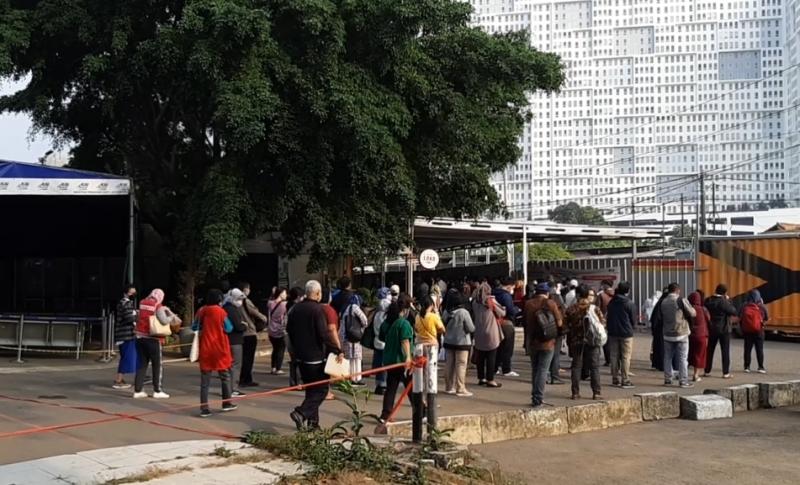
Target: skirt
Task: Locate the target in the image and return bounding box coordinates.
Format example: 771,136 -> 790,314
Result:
117,340 -> 138,374
688,335 -> 708,369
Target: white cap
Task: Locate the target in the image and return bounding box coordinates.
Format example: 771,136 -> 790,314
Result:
569,279 -> 579,287
390,284 -> 400,295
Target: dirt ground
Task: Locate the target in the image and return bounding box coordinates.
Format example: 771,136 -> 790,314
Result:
474,406 -> 800,485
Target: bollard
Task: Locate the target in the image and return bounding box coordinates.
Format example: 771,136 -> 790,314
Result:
412,345 -> 424,443
15,314 -> 24,364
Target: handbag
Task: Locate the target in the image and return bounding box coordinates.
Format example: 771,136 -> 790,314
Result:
149,314 -> 172,337
189,331 -> 200,362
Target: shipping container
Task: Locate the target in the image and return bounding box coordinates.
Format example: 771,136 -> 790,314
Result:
698,233 -> 800,335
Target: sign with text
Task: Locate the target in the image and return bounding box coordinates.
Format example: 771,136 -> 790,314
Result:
419,249 -> 440,269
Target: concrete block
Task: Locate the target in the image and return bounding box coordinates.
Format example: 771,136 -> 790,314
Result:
680,395 -> 733,420
519,407 -> 569,439
567,402 -> 609,434
605,397 -> 643,427
636,392 -> 680,421
705,387 -> 747,413
741,383 -> 760,410
759,382 -> 794,408
435,414 -> 483,445
480,410 -> 526,443
786,380 -> 800,405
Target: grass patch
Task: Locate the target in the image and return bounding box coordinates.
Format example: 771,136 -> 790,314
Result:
103,465 -> 191,484
212,446 -> 234,458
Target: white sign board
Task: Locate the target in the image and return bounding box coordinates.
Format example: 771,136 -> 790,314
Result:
419,249 -> 439,269
0,178 -> 130,195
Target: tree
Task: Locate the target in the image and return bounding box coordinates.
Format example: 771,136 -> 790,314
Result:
548,202 -> 606,225
769,199 -> 788,209
0,0 -> 563,314
528,243 -> 573,261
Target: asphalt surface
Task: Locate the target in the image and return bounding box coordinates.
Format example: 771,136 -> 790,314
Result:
0,332 -> 798,465
474,406 -> 800,485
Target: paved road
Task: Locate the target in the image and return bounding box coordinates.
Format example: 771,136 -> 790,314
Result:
474,406 -> 800,485
0,333 -> 797,465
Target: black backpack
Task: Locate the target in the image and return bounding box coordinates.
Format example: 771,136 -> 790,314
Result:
342,306 -> 364,344
533,308 -> 558,341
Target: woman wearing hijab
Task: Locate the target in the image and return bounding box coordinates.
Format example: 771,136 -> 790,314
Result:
471,282 -> 506,388
371,287 -> 392,394
649,288 -> 669,371
565,284 -> 606,400
223,289 -> 248,397
688,292 -> 711,382
442,290 -> 475,396
339,293 -> 369,385
133,289 -> 179,399
193,289 -> 238,417
741,289 -> 769,373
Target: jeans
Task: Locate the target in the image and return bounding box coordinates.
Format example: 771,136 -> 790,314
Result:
530,348 -> 554,405
743,332 -> 765,370
445,349 -> 469,393
296,362 -> 328,425
269,336 -> 286,372
705,332 -> 731,375
372,349 -> 387,388
608,337 -> 633,384
549,335 -> 564,380
571,344 -> 601,396
201,369 -> 232,410
230,344 -> 243,392
664,339 -> 689,385
134,338 -> 162,393
475,348 -> 498,383
240,335 -> 257,385
497,322 -> 516,374
651,324 -> 664,371
381,367 -> 411,421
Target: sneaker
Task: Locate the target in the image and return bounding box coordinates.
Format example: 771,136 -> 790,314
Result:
290,410 -> 305,431
722,374 -> 732,379
502,371 -> 520,377
232,390 -> 246,397
549,377 -> 566,385
221,404 -> 238,412
456,391 -> 474,397
200,408 -> 212,418
152,391 -> 170,399
680,382 -> 695,389
664,380 -> 673,386
133,391 -> 148,399
113,382 -> 132,390
744,368 -> 751,374
757,368 -> 767,374
478,379 -> 487,386
272,370 -> 286,376
621,382 -> 635,389
444,389 -> 457,395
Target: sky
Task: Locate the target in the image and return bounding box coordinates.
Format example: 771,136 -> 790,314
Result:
0,77 -> 58,163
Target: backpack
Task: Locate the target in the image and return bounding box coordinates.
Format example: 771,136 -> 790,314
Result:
583,304 -> 608,347
361,310 -> 377,350
532,307 -> 558,341
740,303 -> 764,334
342,305 -> 364,344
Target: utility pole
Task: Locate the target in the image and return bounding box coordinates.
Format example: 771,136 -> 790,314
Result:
661,202 -> 666,259
699,173 -> 707,236
631,198 -> 637,261
680,194 -> 685,241
711,175 -> 717,235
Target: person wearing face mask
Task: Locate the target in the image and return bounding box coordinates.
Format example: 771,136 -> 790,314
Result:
379,294 -> 415,423
113,284 -> 138,389
223,289 -> 249,397
133,288 -> 180,399
239,282 -> 268,388
267,287 -> 289,375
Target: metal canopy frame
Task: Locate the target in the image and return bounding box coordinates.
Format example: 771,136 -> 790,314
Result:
404,218 -> 664,297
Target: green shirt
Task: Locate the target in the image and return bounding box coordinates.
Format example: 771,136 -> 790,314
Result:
381,318 -> 414,365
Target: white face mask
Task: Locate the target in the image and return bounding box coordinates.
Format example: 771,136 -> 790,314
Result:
233,300 -> 244,308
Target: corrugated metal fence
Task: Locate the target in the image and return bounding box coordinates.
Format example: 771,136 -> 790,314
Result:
530,258 -> 695,321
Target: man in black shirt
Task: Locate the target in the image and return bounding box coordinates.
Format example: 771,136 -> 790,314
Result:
287,280 -> 343,429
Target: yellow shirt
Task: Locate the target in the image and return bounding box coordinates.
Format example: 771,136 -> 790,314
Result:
415,312 -> 445,346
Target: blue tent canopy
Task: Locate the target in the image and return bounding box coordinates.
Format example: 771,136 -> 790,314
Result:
0,160 -> 130,195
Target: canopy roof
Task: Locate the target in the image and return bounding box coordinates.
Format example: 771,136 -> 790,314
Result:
0,160 -> 130,196
414,218 -> 663,251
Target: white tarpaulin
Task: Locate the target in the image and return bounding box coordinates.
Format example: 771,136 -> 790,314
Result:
0,161 -> 130,196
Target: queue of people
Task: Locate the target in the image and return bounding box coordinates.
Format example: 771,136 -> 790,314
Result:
113,274 -> 770,426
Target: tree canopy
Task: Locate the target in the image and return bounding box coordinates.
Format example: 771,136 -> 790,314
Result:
0,0 -> 564,282
548,202 -> 606,225
528,243 -> 573,261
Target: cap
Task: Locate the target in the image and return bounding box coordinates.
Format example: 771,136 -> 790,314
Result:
228,288 -> 246,301
535,283 -> 550,294
390,284 -> 400,295
569,279 -> 579,287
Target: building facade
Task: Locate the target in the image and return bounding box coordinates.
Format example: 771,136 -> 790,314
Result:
470,0 -> 796,222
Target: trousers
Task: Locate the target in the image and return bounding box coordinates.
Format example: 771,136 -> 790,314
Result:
705,332 -> 731,375
570,344 -> 601,396
497,322 -> 516,374
230,344 -> 243,392
444,349 -> 469,394
664,339 -> 689,385
296,362 -> 328,425
269,336 -> 286,372
743,332 -> 765,370
134,338 -> 162,393
475,348 -> 498,383
530,347 -> 554,405
608,337 -> 633,383
200,369 -> 232,410
240,335 -> 257,385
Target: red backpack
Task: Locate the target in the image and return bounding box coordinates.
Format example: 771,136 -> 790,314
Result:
740,303 -> 764,334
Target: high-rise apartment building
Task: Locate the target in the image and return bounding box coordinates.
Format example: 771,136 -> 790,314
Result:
469,0 -> 796,222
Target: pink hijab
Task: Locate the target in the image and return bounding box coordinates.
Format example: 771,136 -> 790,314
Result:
147,289 -> 165,305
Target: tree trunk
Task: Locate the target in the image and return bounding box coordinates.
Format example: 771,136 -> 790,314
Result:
178,260 -> 205,325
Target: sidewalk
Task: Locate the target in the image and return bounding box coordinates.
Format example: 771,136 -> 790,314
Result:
0,440 -> 307,485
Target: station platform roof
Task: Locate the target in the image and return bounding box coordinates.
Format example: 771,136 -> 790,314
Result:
413,218 -> 664,251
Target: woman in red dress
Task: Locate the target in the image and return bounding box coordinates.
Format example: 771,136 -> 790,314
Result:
688,292 -> 710,383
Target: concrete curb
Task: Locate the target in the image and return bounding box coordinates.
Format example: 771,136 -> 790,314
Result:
385,379 -> 799,445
